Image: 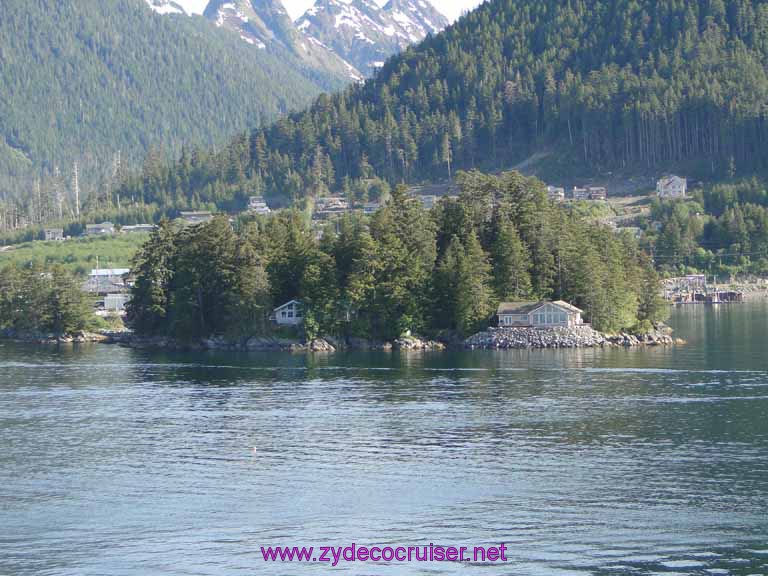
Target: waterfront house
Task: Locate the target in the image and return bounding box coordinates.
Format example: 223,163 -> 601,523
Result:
656,175 -> 687,199
44,228 -> 64,241
497,300 -> 584,328
270,300 -> 304,326
85,222 -> 115,236
85,268 -> 131,294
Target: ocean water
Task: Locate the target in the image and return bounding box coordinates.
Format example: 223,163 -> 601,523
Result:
1,302 -> 767,575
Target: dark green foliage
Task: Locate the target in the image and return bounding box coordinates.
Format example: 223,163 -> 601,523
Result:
0,264 -> 92,335
0,0 -> 343,203
645,179 -> 768,275
129,170 -> 666,339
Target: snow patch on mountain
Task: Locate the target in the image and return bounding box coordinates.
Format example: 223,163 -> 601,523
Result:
145,0 -> 209,15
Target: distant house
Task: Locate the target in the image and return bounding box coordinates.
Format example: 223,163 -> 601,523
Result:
179,211 -> 214,225
656,175 -> 687,199
497,300 -> 584,328
103,293 -> 130,312
572,186 -> 607,201
248,196 -> 272,215
44,228 -> 64,241
313,196 -> 350,221
270,300 -> 304,326
547,186 -> 566,202
122,224 -> 156,234
85,268 -> 131,294
85,222 -> 115,236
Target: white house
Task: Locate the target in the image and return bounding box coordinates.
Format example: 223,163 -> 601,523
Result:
271,300 -> 304,326
656,175 -> 687,199
248,196 -> 272,215
497,300 -> 584,328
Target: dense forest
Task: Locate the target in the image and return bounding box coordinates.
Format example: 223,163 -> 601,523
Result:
0,0 -> 345,204
647,179 -> 768,275
0,265 -> 94,336
101,0 -> 768,216
128,172 -> 667,341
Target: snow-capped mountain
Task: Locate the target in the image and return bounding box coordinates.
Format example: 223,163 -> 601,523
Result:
144,0 -> 448,80
203,0 -> 361,79
296,0 -> 448,75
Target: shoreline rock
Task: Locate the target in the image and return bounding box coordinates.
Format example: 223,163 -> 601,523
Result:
465,325 -> 679,350
0,329 -> 110,345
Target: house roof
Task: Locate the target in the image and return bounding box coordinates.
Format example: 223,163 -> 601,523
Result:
273,300 -> 301,312
498,300 -> 584,315
89,269 -> 130,277
497,301 -> 542,315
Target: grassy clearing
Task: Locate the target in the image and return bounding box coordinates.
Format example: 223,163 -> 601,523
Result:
0,234 -> 148,276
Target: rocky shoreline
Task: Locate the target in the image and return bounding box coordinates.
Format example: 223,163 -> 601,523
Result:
2,326 -> 676,352
100,332 -> 446,353
464,325 -> 680,350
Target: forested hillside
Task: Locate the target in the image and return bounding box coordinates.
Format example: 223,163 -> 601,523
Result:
110,0 -> 768,211
0,0 -> 345,201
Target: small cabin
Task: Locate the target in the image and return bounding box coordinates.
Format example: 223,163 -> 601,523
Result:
497,300 -> 584,328
271,300 -> 304,326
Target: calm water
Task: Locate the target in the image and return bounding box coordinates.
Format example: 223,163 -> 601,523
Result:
1,303 -> 768,576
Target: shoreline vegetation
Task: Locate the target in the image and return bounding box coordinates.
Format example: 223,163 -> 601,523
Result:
1,170 -> 692,351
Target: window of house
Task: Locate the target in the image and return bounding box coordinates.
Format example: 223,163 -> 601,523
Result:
287,311 -> 294,318
281,311 -> 287,318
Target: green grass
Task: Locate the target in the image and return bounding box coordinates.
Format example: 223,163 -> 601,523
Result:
0,234 -> 148,276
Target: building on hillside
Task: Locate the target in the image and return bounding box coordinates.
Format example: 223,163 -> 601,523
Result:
313,196 -> 350,221
85,268 -> 131,294
547,186 -> 566,202
270,300 -> 304,326
248,196 -> 272,215
85,222 -> 115,236
179,211 -> 214,225
103,293 -> 130,312
656,175 -> 687,199
497,300 -> 584,328
588,186 -> 608,200
122,224 -> 156,234
44,228 -> 65,241
572,186 -> 607,201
